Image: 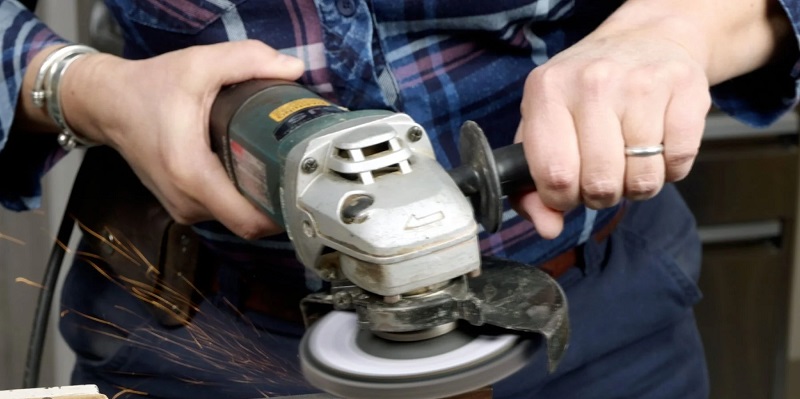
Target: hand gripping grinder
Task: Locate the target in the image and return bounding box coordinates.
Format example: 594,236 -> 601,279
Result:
209,80 -> 569,399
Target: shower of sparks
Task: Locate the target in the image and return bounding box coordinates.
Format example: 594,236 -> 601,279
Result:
6,214 -> 300,396
18,221 -> 309,398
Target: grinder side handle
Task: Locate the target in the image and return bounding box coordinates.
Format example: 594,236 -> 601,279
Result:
448,121 -> 536,233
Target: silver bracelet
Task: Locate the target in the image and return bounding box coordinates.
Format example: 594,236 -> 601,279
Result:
31,44 -> 99,151
31,45 -> 82,107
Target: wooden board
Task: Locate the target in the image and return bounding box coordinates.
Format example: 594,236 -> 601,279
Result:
0,385 -> 107,399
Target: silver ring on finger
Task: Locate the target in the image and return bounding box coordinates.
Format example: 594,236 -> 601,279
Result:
624,144 -> 664,157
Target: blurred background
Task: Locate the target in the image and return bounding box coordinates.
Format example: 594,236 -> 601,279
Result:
1,1 -> 799,398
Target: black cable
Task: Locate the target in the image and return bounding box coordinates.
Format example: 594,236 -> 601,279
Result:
22,203 -> 74,388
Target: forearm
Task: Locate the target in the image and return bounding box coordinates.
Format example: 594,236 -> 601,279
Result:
0,0 -> 68,138
0,1 -> 73,211
596,0 -> 795,85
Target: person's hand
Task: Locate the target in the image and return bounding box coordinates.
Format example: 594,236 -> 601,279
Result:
61,40 -> 305,239
513,18 -> 713,239
513,0 -> 793,239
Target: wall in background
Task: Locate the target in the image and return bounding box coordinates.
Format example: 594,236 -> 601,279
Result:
0,0 -> 86,390
791,165 -> 800,362
0,196 -> 53,389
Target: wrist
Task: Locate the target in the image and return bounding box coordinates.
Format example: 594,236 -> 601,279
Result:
596,3 -> 712,72
598,0 -> 793,85
59,52 -> 125,147
36,45 -> 101,150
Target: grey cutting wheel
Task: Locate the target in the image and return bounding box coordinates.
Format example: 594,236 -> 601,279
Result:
300,311 -> 536,399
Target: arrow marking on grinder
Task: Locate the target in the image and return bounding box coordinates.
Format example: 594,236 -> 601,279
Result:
405,211 -> 445,229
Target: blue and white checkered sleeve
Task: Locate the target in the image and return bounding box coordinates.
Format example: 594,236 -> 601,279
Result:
0,0 -> 69,211
711,0 -> 800,127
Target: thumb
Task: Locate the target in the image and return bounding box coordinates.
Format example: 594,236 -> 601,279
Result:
515,191 -> 565,239
198,40 -> 306,85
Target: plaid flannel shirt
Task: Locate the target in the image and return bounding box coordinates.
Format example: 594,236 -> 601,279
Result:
3,0 -> 800,287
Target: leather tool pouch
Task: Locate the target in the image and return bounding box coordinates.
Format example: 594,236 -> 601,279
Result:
69,147 -> 202,327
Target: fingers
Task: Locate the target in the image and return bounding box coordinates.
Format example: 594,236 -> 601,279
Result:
149,149 -> 282,239
194,150 -> 281,239
188,41 -> 301,237
516,52 -> 708,238
619,70 -> 669,200
663,73 -> 709,182
133,125 -> 279,238
574,94 -> 625,209
159,103 -> 282,239
521,69 -> 581,214
104,41 -> 303,239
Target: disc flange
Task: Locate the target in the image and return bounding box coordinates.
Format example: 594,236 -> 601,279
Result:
300,311 -> 536,399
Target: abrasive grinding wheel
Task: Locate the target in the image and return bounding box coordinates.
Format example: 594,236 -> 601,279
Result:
300,311 -> 537,399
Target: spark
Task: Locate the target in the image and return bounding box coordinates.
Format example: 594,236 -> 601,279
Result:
75,220 -> 148,268
111,388 -> 147,399
15,277 -> 45,290
0,232 -> 25,245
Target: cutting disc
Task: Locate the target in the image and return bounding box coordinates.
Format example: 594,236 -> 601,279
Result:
300,311 -> 536,399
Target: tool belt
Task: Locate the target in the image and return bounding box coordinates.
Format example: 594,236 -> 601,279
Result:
69,147 -> 202,327
538,204 -> 626,279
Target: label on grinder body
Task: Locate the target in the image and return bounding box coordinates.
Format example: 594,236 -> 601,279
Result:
269,98 -> 331,121
269,98 -> 345,140
229,139 -> 273,214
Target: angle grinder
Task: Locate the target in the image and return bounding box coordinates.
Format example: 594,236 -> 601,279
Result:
210,80 -> 569,398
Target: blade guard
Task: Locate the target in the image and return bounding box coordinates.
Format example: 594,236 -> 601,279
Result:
460,257 -> 569,372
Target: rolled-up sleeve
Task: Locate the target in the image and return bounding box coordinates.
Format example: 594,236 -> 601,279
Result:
711,0 -> 800,126
0,0 -> 68,211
